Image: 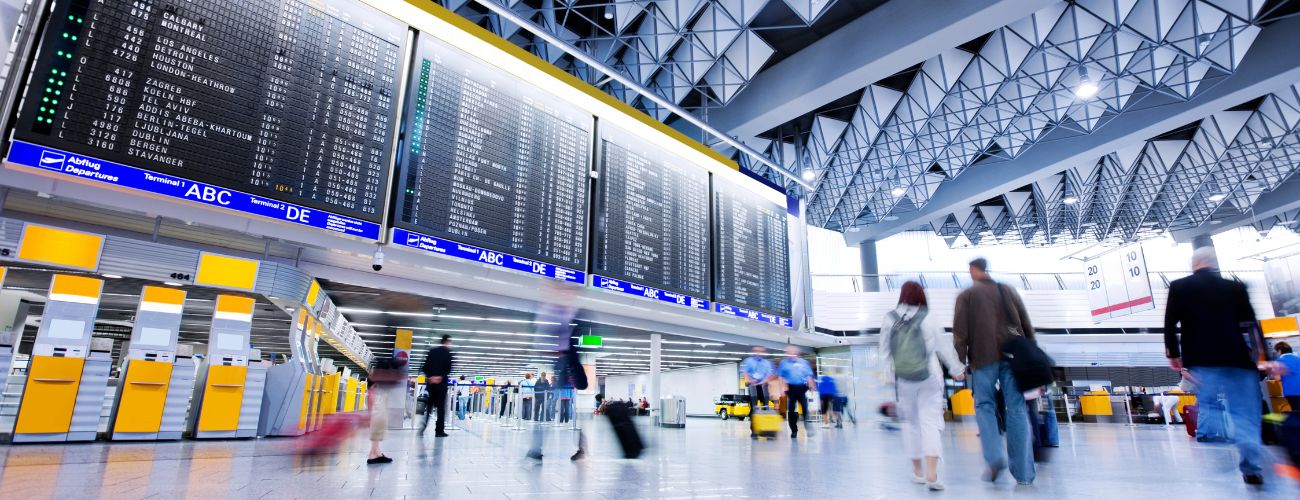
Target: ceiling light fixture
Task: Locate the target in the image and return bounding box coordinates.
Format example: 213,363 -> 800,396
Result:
1075,67 -> 1099,99
603,6 -> 614,19
1208,193 -> 1227,202
101,274 -> 123,279
1062,196 -> 1079,205
163,281 -> 183,287
891,187 -> 906,197
801,170 -> 816,182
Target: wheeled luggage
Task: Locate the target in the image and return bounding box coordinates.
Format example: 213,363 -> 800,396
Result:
1181,404 -> 1198,437
604,401 -> 644,458
750,406 -> 782,437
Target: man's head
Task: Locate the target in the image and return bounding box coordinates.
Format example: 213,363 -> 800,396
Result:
525,372 -> 533,380
784,345 -> 800,357
969,258 -> 990,281
751,345 -> 767,356
1276,341 -> 1293,355
1191,246 -> 1218,272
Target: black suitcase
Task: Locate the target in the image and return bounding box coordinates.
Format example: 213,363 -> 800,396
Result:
604,402 -> 644,458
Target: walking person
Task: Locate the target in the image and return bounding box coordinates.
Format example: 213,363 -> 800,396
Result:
818,372 -> 838,429
1275,342 -> 1300,411
1164,247 -> 1272,485
741,346 -> 775,438
882,281 -> 965,491
953,258 -> 1036,485
419,335 -> 454,437
365,356 -> 406,464
534,372 -> 552,422
519,373 -> 536,420
526,283 -> 592,461
778,346 -> 816,438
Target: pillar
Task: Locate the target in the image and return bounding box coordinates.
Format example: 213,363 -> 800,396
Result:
859,240 -> 880,292
650,333 -> 661,423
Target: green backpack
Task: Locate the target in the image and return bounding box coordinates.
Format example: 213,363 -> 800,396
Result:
888,309 -> 930,382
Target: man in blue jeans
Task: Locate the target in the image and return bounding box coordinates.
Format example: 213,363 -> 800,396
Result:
1164,247 -> 1268,485
954,258 -> 1035,485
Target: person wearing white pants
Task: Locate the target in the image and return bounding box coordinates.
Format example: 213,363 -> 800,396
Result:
880,281 -> 965,491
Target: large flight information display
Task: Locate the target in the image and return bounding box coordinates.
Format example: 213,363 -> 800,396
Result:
713,178 -> 792,322
394,32 -> 591,271
594,125 -> 710,305
7,0 -> 407,237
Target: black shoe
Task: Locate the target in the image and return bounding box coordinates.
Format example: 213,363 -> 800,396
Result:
1243,474 -> 1264,485
367,455 -> 393,465
435,432 -> 449,438
790,433 -> 798,438
570,449 -> 585,461
526,451 -> 543,461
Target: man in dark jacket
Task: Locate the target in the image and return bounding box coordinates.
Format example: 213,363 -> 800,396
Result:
420,335 -> 454,437
1165,247 -> 1265,485
953,258 -> 1035,485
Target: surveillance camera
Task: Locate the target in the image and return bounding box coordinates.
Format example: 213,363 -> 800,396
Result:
372,248 -> 384,272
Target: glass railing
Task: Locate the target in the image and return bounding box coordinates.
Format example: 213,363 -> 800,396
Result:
811,270 -> 1267,292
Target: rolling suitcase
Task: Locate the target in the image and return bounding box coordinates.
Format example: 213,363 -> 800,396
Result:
750,406 -> 782,438
604,402 -> 644,458
1181,404 -> 1198,437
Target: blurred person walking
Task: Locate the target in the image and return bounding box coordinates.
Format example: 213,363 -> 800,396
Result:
818,372 -> 839,429
954,258 -> 1036,485
520,373 -> 536,420
1164,247 -> 1272,485
882,281 -> 965,491
741,346 -> 776,438
778,346 -> 816,438
419,335 -> 454,437
1275,342 -> 1299,411
526,283 -> 592,461
365,356 -> 407,464
535,372 -> 552,422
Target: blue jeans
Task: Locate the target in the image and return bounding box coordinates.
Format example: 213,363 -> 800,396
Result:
972,362 -> 1035,483
1196,394 -> 1228,439
1188,367 -> 1263,474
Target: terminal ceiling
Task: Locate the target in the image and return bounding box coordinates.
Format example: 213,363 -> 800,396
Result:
442,0 -> 1300,246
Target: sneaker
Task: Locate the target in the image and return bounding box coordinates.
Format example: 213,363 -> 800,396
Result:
366,455 -> 392,465
1243,474 -> 1264,486
526,450 -> 543,461
982,466 -> 1004,482
926,481 -> 944,491
910,474 -> 926,484
570,449 -> 585,461
435,432 -> 449,438
1016,480 -> 1033,486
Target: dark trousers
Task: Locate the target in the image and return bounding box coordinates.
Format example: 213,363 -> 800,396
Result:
499,394 -> 509,416
786,384 -> 810,436
534,393 -> 547,421
421,383 -> 448,434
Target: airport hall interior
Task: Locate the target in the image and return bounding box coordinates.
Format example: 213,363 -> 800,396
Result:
4,0 -> 1300,498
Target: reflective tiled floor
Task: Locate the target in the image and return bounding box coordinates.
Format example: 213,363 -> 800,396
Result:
0,414 -> 1296,499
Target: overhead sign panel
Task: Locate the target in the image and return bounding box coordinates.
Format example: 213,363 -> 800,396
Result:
594,124 -> 710,307
713,177 -> 792,323
4,0 -> 406,239
393,31 -> 591,271
1084,243 -> 1155,322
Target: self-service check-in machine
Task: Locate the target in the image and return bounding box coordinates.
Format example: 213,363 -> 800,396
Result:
188,294 -> 266,439
318,359 -> 339,422
14,274 -> 112,443
108,286 -> 192,440
0,268 -> 20,398
258,308 -> 311,436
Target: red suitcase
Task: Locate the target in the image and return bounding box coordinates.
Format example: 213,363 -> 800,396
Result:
1181,404 -> 1198,437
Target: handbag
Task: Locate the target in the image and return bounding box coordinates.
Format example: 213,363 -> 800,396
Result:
996,284 -> 1055,391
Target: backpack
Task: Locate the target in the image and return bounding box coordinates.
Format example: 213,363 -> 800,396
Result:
888,309 -> 931,381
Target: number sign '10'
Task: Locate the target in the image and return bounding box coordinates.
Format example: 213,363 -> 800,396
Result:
1083,244 -> 1155,322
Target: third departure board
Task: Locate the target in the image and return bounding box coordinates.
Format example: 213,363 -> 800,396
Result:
713,178 -> 792,318
595,125 -> 710,299
394,32 -> 591,269
10,0 -> 407,227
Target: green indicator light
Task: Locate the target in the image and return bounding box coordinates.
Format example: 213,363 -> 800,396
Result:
44,87 -> 51,93
50,100 -> 58,105
47,78 -> 54,84
68,15 -> 74,20
59,71 -> 66,77
65,53 -> 72,59
51,69 -> 57,74
56,80 -> 63,85
42,97 -> 48,103
54,90 -> 61,95
76,17 -> 82,23
40,107 -> 46,112
70,35 -> 77,41
62,33 -> 68,38
57,51 -> 64,56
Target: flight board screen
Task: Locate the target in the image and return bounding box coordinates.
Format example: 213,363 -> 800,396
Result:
713,178 -> 792,319
394,32 -> 591,270
8,0 -> 407,235
594,125 -> 710,302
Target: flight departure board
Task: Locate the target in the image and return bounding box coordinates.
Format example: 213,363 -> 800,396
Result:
394,32 -> 591,269
8,0 -> 406,233
713,178 -> 792,319
595,125 -> 710,300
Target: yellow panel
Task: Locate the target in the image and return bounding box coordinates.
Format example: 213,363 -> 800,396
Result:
215,295 -> 256,315
141,286 -> 186,305
949,389 -> 975,416
0,267 -> 7,285
18,225 -> 104,271
1262,317 -> 1299,337
398,1 -> 738,171
322,374 -> 340,416
16,356 -> 85,434
1080,394 -> 1114,416
114,360 -> 174,433
396,329 -> 413,350
50,274 -> 103,299
305,280 -> 321,309
298,374 -> 312,430
195,253 -> 259,291
197,365 -> 247,432
312,376 -> 325,428
343,378 -> 358,412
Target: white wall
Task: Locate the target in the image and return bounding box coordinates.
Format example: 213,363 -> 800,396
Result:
604,362 -> 739,416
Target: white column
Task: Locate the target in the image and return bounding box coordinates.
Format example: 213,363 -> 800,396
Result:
650,333 -> 662,423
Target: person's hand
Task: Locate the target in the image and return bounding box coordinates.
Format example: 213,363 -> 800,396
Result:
952,372 -> 966,382
1167,358 -> 1183,372
430,376 -> 444,384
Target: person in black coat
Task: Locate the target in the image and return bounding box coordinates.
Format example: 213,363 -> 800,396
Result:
420,335 -> 454,437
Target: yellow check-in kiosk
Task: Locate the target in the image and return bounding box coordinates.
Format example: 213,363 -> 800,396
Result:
305,322 -> 326,431
109,286 -> 194,440
343,374 -> 360,412
315,358 -> 338,426
14,274 -> 112,443
188,295 -> 266,439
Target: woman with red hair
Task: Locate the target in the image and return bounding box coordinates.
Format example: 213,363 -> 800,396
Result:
880,281 -> 965,491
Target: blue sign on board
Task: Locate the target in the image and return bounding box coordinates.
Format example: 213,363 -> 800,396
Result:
4,141 -> 382,239
592,275 -> 709,311
715,302 -> 794,328
391,227 -> 585,283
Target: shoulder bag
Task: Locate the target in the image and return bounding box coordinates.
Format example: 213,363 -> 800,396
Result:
997,284 -> 1055,391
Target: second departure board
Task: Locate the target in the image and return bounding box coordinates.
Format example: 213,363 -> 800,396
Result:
595,125 -> 710,300
8,0 -> 407,231
394,32 -> 591,269
713,178 -> 792,319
